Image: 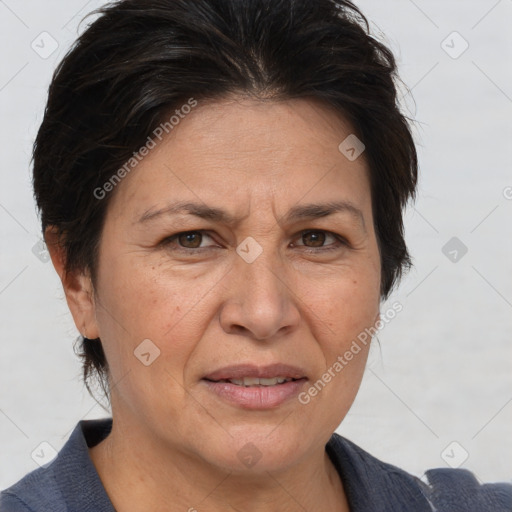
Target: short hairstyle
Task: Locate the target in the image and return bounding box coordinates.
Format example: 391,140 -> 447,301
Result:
33,0 -> 418,400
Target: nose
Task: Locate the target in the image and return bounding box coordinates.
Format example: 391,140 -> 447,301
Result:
218,251 -> 301,341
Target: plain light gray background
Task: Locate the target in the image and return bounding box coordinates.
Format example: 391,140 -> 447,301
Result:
1,0 -> 511,490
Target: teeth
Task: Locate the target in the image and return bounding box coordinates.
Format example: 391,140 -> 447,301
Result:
227,376 -> 294,387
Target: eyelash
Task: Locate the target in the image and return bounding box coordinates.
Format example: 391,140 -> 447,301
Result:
159,230 -> 349,254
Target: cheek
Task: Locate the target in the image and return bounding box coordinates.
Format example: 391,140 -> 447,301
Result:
296,271 -> 378,422
296,261 -> 380,413
96,254 -> 201,332
301,260 -> 380,344
92,260 -> 212,421
92,254 -> 225,380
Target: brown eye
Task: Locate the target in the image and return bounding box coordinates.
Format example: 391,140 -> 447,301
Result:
301,231 -> 326,247
177,231 -> 203,248
160,230 -> 220,253
291,230 -> 347,253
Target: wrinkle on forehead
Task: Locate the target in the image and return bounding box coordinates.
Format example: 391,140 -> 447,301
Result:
108,96 -> 372,234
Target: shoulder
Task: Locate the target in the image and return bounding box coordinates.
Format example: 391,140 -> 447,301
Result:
420,467 -> 512,512
0,494 -> 32,512
327,433 -> 512,512
0,464 -> 65,512
0,419 -> 114,512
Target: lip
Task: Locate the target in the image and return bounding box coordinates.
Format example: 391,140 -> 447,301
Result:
201,378 -> 307,409
201,363 -> 308,410
203,363 -> 308,381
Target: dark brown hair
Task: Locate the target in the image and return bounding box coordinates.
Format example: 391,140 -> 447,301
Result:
33,0 -> 418,400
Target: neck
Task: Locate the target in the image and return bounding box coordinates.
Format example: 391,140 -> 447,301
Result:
89,418 -> 349,512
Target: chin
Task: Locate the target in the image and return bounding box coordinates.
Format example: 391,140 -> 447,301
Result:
199,422 -> 308,475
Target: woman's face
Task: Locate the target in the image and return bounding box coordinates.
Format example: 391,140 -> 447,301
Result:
82,97 -> 381,472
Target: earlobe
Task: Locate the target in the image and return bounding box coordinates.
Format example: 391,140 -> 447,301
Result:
44,226 -> 100,340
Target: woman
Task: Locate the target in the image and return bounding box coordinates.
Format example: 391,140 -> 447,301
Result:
1,0 -> 510,510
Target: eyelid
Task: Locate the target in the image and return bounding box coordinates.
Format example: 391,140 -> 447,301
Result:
160,230 -> 220,250
292,230 -> 344,247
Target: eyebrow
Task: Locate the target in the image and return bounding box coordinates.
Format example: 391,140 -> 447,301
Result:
136,200 -> 366,231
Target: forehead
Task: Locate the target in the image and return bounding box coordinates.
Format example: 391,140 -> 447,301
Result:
167,96 -> 361,168
107,96 -> 371,223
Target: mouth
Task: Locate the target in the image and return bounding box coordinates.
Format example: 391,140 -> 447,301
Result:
203,376 -> 302,387
201,364 -> 308,409
203,363 -> 307,382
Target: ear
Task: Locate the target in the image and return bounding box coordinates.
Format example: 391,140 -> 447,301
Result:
45,226 -> 100,339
